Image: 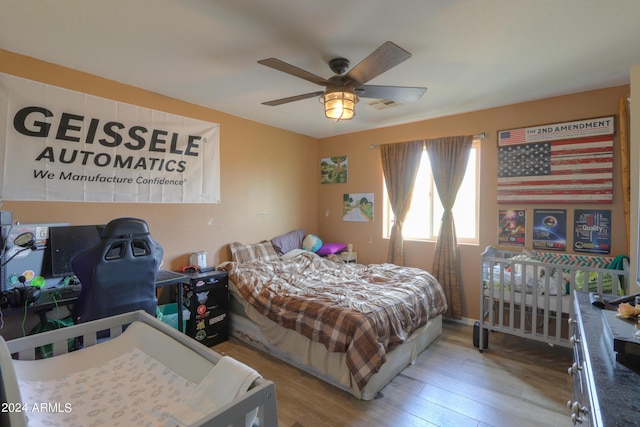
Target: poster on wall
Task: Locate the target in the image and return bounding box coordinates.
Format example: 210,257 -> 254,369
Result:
320,156 -> 348,184
497,116 -> 615,204
532,209 -> 566,251
0,73 -> 220,203
498,209 -> 526,247
573,209 -> 611,254
343,193 -> 374,222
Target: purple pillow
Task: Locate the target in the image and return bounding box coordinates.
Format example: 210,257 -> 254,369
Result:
316,242 -> 348,256
270,229 -> 306,256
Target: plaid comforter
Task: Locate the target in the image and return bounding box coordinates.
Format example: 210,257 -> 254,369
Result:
229,251 -> 447,390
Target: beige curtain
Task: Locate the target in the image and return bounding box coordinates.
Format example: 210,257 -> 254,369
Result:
425,135 -> 473,319
380,140 -> 424,265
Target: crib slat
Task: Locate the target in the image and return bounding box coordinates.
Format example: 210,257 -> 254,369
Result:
531,264 -> 539,336
507,263 -> 515,334
553,272 -> 563,341
52,339 -> 69,357
17,348 -> 36,361
110,325 -> 123,338
83,332 -> 97,347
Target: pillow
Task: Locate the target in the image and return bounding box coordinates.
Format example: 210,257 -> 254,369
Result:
229,241 -> 280,263
280,248 -> 307,260
302,234 -> 322,252
270,229 -> 306,256
316,242 -> 347,256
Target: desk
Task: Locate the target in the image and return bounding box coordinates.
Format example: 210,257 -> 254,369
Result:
154,270 -> 188,331
31,289 -> 80,313
0,288 -> 80,324
5,270 -> 189,332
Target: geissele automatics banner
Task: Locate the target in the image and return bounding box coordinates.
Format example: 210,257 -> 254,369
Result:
0,73 -> 220,203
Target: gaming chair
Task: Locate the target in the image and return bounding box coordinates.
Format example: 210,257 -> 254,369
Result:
71,217 -> 163,324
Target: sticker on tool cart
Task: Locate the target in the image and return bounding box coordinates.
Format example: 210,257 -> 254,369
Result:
209,313 -> 226,325
197,304 -> 207,315
196,290 -> 209,304
195,330 -> 206,341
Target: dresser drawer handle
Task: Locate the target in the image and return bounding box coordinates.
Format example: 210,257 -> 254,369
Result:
571,413 -> 584,424
568,362 -> 582,375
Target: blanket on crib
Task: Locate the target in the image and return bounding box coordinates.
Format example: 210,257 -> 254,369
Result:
18,347 -> 197,427
489,265 -> 565,295
488,251 -> 626,296
17,349 -> 260,427
229,251 -> 447,391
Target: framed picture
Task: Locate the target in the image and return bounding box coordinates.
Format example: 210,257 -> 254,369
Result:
321,156 -> 348,184
497,116 -> 615,204
532,209 -> 566,251
343,193 -> 374,222
573,209 -> 611,254
498,209 -> 526,247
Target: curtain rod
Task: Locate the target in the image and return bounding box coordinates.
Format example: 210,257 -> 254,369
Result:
369,132 -> 486,149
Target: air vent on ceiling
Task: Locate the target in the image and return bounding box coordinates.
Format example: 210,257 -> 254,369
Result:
367,99 -> 403,110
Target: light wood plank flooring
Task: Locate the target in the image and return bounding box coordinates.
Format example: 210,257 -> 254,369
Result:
213,321 -> 572,427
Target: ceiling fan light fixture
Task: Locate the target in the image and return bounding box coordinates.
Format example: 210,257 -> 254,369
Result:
322,88 -> 359,121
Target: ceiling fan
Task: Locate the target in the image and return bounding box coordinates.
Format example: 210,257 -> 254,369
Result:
258,41 -> 427,121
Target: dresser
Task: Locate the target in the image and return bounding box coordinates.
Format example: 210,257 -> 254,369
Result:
570,292 -> 640,426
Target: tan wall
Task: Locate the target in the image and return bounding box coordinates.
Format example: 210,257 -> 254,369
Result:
0,50 -> 319,270
319,85 -> 630,320
1,50 -> 631,322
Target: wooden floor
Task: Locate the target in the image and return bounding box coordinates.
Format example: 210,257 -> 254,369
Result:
213,321 -> 572,427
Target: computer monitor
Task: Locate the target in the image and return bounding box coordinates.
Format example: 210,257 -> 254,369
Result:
48,225 -> 104,278
1,222 -> 68,291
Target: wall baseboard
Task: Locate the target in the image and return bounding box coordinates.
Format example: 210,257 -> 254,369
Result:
442,316 -> 477,327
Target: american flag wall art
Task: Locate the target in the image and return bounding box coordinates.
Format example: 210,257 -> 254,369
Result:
497,117 -> 615,204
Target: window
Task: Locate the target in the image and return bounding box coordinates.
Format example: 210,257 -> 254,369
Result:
383,141 -> 480,243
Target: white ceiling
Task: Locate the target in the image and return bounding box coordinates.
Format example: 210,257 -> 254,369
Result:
2,0 -> 639,139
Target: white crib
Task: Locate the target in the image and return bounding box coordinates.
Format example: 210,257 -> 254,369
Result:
0,310 -> 278,427
478,246 -> 628,350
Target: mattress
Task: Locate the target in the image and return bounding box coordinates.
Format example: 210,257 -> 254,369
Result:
227,251 -> 447,391
228,280 -> 442,400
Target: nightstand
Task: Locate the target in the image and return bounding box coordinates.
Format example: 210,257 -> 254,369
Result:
341,252 -> 357,263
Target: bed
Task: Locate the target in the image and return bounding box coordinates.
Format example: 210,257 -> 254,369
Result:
479,246 -> 629,350
223,231 -> 447,401
0,310 -> 278,427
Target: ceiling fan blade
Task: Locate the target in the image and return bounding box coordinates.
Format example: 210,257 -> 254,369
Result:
356,85 -> 427,102
258,58 -> 330,86
342,41 -> 412,86
262,91 -> 325,106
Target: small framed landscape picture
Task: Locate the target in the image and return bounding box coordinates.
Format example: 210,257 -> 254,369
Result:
321,156 -> 348,184
343,193 -> 374,222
